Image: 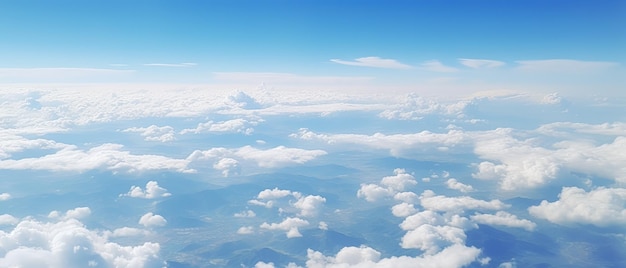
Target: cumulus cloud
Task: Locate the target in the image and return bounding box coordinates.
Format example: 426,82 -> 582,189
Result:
121,181 -> 171,199
0,143 -> 193,173
138,212 -> 167,228
0,218 -> 163,267
234,210 -> 256,218
379,94 -> 471,120
0,214 -> 18,225
358,169 -> 418,203
401,224 -> 467,254
180,118 -> 261,135
306,243 -> 481,267
249,188 -> 325,218
0,193 -> 10,201
48,207 -> 91,220
458,58 -> 505,69
420,190 -> 508,213
446,178 -> 474,193
122,125 -> 176,142
330,57 -> 413,69
528,187 -> 626,227
105,227 -> 152,238
471,211 -> 536,231
292,128 -> 466,157
260,217 -> 309,238
391,203 -> 418,218
188,145 -> 327,170
237,226 -> 254,235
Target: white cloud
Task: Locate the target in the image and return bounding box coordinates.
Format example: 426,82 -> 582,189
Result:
212,157 -> 240,177
293,195 -> 326,217
446,178 -> 474,193
330,57 -> 413,69
292,128 -> 466,157
255,261 -> 276,268
458,58 -> 505,69
471,211 -> 536,231
528,187 -> 626,227
420,190 -> 508,213
49,207 -> 92,220
0,143 -> 193,173
257,188 -> 294,200
188,145 -> 327,170
138,212 -> 167,228
401,224 -> 466,254
0,218 -> 163,267
260,217 -> 309,238
420,60 -> 458,73
378,94 -> 471,120
106,227 -> 151,238
0,214 -> 18,225
391,203 -> 418,218
237,226 -> 255,235
234,210 -> 256,218
318,221 -> 328,230
380,169 -> 417,192
122,181 -> 171,199
357,184 -> 394,202
305,243 -> 481,267
122,125 -> 176,142
516,59 -> 619,72
540,92 -> 563,105
394,192 -> 419,204
0,193 -> 10,201
180,118 -> 260,135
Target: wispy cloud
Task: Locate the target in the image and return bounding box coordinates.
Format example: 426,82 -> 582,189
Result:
330,56 -> 413,69
458,58 -> 505,69
515,59 -> 619,72
420,60 -> 458,73
143,62 -> 197,67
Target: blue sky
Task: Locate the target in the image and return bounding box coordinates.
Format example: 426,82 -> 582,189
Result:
1,0 -> 624,96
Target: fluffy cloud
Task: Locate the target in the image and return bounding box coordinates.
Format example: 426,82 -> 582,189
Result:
446,178 -> 474,193
419,190 -> 508,213
260,217 -> 309,238
0,193 -> 10,201
378,94 -> 471,120
105,227 -> 151,238
380,169 -> 417,192
180,118 -> 260,135
293,128 -> 465,157
237,226 -> 254,235
0,143 -> 193,173
528,187 -> 626,227
48,207 -> 91,220
359,169 -> 418,203
122,181 -> 171,199
122,125 -> 176,142
330,57 -> 413,69
234,210 -> 256,218
188,145 -> 327,170
471,211 -> 536,231
401,224 -> 466,254
0,214 -> 18,225
0,133 -> 67,159
391,203 -> 418,218
0,218 -> 163,268
138,213 -> 167,228
305,243 -> 481,268
249,188 -> 325,218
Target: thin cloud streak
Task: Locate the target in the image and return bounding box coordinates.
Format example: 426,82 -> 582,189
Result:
330,56 -> 413,69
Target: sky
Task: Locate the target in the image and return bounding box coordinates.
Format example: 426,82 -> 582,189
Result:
1,1 -> 626,268
1,0 -> 624,97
